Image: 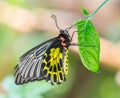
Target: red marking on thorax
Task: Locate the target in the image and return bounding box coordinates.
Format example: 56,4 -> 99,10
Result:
60,37 -> 67,47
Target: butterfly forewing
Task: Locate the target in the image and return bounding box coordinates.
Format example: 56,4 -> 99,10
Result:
14,37 -> 69,85
14,38 -> 57,84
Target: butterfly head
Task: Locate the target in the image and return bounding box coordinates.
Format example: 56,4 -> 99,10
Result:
60,29 -> 70,39
59,29 -> 71,47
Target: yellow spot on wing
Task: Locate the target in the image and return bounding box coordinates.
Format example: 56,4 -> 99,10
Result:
59,53 -> 62,58
50,48 -> 55,57
53,48 -> 60,59
43,59 -> 47,64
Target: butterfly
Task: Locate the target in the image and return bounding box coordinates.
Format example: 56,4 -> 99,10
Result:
14,15 -> 77,85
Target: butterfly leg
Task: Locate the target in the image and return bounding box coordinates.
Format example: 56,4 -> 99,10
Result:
70,29 -> 87,41
70,43 -> 99,47
70,31 -> 76,41
70,26 -> 93,42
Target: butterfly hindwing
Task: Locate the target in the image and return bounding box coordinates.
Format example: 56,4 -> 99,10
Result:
14,37 -> 69,85
41,46 -> 69,84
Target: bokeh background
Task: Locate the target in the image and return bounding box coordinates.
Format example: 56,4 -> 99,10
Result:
0,0 -> 120,98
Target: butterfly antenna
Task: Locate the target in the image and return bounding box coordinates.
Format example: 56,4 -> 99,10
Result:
65,25 -> 74,32
51,15 -> 61,30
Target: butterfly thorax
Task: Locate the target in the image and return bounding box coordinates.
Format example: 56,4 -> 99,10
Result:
59,30 -> 71,47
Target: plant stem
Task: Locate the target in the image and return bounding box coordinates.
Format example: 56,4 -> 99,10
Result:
88,0 -> 109,20
73,0 -> 109,26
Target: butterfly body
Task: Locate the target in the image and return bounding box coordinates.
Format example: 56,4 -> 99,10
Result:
14,29 -> 71,85
59,30 -> 71,47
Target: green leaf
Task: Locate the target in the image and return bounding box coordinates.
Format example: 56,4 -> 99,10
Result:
76,20 -> 100,72
81,7 -> 90,15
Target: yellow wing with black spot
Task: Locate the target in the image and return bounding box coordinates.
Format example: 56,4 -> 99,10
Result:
14,37 -> 69,85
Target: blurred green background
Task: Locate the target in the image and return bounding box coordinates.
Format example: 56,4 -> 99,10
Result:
0,0 -> 120,98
